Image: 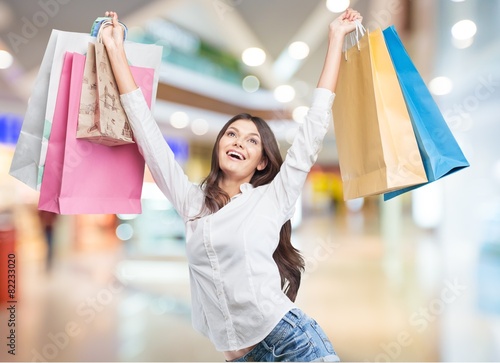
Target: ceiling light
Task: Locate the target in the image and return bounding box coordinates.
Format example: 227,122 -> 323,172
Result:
326,0 -> 350,13
288,41 -> 310,60
170,111 -> 189,129
242,47 -> 266,67
451,19 -> 477,40
117,214 -> 138,221
242,75 -> 260,93
274,85 -> 296,103
116,223 -> 134,241
190,118 -> 209,136
0,50 -> 13,69
292,106 -> 309,123
428,76 -> 453,96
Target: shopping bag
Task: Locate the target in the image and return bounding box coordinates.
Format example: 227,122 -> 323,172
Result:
37,52 -> 75,213
332,25 -> 427,200
77,42 -> 134,146
9,30 -> 60,190
382,26 -> 470,200
38,51 -> 155,214
9,29 -> 163,190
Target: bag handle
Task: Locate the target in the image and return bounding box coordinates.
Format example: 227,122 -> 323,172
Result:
342,20 -> 365,60
91,16 -> 128,41
94,19 -> 134,67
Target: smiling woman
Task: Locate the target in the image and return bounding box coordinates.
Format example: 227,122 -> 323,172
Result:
100,7 -> 362,362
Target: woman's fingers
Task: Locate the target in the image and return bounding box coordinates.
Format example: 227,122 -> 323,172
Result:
343,8 -> 361,22
104,10 -> 119,21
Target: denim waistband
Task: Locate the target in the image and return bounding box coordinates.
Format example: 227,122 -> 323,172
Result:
282,308 -> 304,326
230,308 -> 303,361
263,308 -> 305,348
230,308 -> 339,362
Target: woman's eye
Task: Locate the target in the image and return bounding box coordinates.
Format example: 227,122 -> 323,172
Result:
249,139 -> 258,145
227,131 -> 235,137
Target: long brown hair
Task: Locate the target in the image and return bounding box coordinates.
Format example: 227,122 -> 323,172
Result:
199,113 -> 305,302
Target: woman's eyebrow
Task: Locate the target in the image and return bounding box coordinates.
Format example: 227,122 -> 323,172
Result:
227,126 -> 261,139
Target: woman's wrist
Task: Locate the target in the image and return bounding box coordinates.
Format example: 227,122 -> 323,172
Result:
105,44 -> 126,61
328,28 -> 347,43
104,45 -> 138,94
106,45 -> 130,74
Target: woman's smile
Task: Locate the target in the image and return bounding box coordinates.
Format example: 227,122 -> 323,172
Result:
226,150 -> 246,161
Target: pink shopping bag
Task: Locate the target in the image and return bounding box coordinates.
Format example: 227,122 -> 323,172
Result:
38,51 -> 154,214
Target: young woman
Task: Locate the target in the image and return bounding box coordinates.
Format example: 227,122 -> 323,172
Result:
102,8 -> 362,362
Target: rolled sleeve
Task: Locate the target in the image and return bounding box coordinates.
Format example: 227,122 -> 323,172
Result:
310,87 -> 336,110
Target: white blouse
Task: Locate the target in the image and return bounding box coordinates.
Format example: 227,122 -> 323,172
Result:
121,87 -> 335,351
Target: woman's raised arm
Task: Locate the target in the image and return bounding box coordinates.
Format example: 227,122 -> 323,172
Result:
317,8 -> 362,92
267,8 -> 362,221
100,11 -> 138,95
98,11 -> 201,220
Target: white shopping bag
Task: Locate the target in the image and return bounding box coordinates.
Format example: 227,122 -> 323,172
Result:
9,30 -> 60,190
9,29 -> 163,190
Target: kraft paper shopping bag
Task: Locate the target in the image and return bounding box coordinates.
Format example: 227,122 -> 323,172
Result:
77,42 -> 134,146
382,26 -> 470,200
38,51 -> 155,214
332,25 -> 427,200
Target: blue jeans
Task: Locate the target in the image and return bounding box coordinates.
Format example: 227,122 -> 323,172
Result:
231,308 -> 340,362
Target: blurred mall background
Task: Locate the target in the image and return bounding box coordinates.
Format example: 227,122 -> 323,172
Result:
0,0 -> 499,361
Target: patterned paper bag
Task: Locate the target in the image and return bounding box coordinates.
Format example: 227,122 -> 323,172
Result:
77,42 -> 133,146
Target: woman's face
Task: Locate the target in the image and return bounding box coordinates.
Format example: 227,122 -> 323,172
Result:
218,119 -> 268,184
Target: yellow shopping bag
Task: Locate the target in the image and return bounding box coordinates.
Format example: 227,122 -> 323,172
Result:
332,26 -> 427,200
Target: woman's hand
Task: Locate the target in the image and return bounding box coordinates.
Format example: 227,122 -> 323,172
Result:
101,11 -> 124,50
316,8 -> 363,92
329,8 -> 363,39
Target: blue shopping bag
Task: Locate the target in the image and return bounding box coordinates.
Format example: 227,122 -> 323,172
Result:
382,26 -> 469,201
